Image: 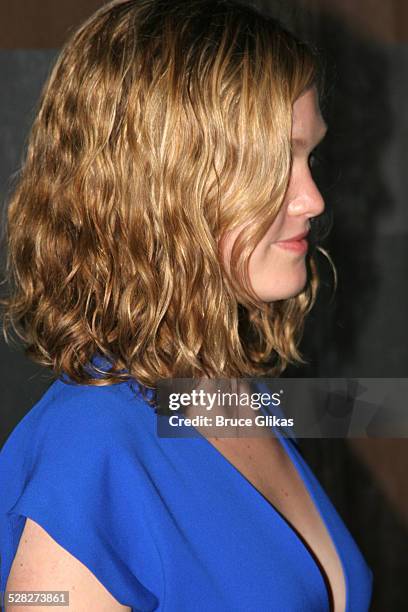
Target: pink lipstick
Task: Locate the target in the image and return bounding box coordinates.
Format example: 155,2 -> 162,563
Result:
275,230 -> 309,254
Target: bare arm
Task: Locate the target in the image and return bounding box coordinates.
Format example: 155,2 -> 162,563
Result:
5,518 -> 131,611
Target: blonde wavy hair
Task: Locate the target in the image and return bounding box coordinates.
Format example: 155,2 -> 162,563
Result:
0,0 -> 333,402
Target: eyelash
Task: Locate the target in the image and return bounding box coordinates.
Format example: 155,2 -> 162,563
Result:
308,149 -> 323,169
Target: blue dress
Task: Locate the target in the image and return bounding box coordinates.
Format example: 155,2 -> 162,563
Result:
0,357 -> 373,611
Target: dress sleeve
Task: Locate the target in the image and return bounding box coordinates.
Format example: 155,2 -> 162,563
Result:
0,385 -> 163,611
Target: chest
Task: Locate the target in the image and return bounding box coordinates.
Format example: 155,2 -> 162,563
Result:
132,391 -> 373,612
206,435 -> 347,612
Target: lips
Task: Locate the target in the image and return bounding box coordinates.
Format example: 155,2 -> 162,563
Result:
274,229 -> 310,254
279,230 -> 309,242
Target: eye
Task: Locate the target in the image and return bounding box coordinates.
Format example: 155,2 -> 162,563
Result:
308,148 -> 323,169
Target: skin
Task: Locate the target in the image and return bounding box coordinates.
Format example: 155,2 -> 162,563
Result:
5,518 -> 131,611
5,87 -> 328,612
212,89 -> 347,611
221,85 -> 328,302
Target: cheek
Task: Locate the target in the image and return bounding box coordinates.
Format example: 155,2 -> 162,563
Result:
247,236 -> 275,277
219,211 -> 284,275
251,238 -> 270,263
260,205 -> 287,244
250,221 -> 281,260
218,228 -> 241,272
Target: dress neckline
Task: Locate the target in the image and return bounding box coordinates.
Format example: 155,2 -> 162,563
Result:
183,382 -> 349,612
115,365 -> 349,611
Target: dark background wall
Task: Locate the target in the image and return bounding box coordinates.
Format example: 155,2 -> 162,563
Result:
0,1 -> 407,609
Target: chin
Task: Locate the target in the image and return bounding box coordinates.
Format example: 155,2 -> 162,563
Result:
256,277 -> 308,303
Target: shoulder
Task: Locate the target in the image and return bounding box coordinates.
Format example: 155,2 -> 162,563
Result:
0,376 -> 158,520
0,377 -> 163,610
2,376 -> 153,458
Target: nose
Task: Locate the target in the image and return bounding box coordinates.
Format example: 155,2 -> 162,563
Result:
286,173 -> 325,220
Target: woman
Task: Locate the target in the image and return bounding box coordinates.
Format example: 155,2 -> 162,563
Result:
0,0 -> 373,610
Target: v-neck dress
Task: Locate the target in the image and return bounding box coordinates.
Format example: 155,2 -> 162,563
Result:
0,360 -> 373,611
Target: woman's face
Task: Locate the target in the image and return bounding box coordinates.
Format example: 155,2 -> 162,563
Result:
221,86 -> 327,302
